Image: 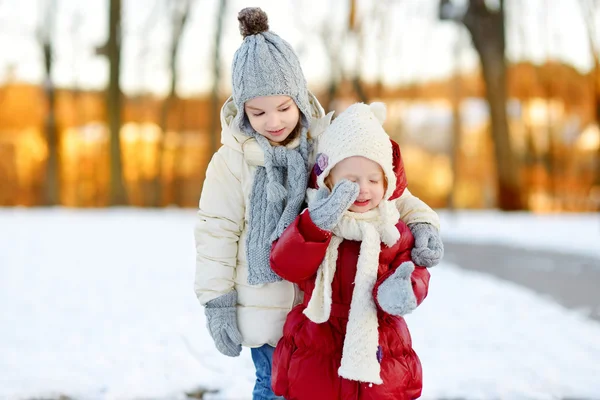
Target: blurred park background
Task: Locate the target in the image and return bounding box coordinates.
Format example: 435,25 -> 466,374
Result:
0,0 -> 599,212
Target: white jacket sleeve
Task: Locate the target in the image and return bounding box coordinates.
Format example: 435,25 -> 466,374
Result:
194,147 -> 245,305
395,188 -> 440,230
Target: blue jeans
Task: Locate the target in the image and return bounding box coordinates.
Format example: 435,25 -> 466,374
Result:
250,344 -> 284,400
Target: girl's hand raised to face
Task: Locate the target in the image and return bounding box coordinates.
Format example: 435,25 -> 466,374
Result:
308,180 -> 359,231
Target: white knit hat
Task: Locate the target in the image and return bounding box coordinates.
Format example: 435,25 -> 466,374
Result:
314,102 -> 396,200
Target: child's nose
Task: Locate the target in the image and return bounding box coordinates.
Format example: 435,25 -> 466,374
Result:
266,113 -> 280,128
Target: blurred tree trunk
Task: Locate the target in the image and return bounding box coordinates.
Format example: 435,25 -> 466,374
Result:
210,0 -> 227,156
462,0 -> 523,210
319,0 -> 360,111
372,1 -> 388,100
133,0 -> 160,206
594,67 -> 600,192
448,30 -> 464,210
320,23 -> 342,112
580,0 -> 600,190
542,3 -> 558,208
324,78 -> 340,113
349,0 -> 368,103
515,2 -> 536,205
69,12 -> 83,126
106,0 -> 127,205
39,0 -> 59,206
156,0 -> 193,207
591,5 -> 600,208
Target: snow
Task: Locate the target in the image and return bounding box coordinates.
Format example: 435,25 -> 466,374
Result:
1,208 -> 599,400
440,210 -> 600,259
411,264 -> 600,399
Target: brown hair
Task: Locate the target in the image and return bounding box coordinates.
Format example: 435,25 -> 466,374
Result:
275,122 -> 302,147
324,174 -> 334,190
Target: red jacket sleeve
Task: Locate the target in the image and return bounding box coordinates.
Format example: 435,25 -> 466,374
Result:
373,221 -> 431,309
410,266 -> 430,306
270,210 -> 332,283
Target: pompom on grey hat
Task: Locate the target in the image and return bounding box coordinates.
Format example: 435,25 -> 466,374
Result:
232,7 -> 312,135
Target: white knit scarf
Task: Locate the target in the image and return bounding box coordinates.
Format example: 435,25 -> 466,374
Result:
303,198 -> 401,384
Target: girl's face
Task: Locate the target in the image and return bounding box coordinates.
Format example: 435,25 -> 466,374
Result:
244,95 -> 300,144
328,156 -> 386,213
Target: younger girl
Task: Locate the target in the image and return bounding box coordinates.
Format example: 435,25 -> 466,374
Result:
270,102 -> 430,400
194,8 -> 439,399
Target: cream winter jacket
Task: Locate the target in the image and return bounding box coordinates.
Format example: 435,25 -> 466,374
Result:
194,95 -> 440,348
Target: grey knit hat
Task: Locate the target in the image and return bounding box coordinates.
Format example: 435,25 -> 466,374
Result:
232,7 -> 312,136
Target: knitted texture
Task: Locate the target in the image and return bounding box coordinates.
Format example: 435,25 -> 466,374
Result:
245,134 -> 308,285
205,291 -> 243,357
303,199 -> 401,384
232,7 -> 311,137
308,180 -> 359,231
376,261 -> 418,316
231,8 -> 312,285
408,222 -> 444,267
315,102 -> 396,200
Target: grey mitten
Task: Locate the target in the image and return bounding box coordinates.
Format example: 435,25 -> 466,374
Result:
204,290 -> 243,357
376,261 -> 417,316
408,222 -> 444,267
308,180 -> 359,231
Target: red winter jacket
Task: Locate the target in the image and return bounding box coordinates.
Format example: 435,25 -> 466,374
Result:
270,210 -> 430,400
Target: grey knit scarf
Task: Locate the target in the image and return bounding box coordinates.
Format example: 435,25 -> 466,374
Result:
246,127 -> 310,285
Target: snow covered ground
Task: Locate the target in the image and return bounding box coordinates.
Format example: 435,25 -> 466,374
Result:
439,210 -> 600,259
1,208 -> 599,400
